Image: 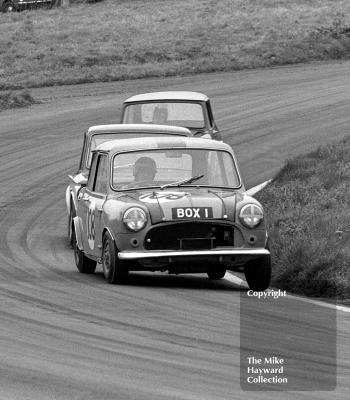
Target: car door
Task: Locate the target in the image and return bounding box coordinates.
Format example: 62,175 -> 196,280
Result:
88,153 -> 109,256
77,152 -> 97,256
81,152 -> 108,257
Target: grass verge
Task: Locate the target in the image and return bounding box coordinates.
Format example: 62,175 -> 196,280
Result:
255,136 -> 350,298
1,0 -> 350,89
0,90 -> 36,110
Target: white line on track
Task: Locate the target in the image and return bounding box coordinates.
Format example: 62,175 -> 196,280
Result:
246,179 -> 272,196
224,271 -> 245,286
225,272 -> 350,313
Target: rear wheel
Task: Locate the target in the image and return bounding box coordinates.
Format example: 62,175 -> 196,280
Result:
73,231 -> 96,274
244,256 -> 271,291
207,266 -> 226,280
102,232 -> 129,284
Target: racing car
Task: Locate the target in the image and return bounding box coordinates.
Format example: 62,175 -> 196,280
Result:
120,91 -> 222,141
71,135 -> 271,290
65,124 -> 192,246
0,0 -> 54,12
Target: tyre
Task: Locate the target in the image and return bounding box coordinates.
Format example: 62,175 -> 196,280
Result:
102,231 -> 128,284
1,1 -> 15,12
207,266 -> 226,280
73,231 -> 96,274
67,205 -> 76,248
244,256 -> 271,291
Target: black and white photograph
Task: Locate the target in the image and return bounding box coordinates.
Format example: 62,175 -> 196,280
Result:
0,0 -> 349,399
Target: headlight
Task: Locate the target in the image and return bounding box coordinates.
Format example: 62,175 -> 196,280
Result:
123,207 -> 147,231
239,204 -> 263,228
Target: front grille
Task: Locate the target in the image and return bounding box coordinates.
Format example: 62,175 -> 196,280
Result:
144,222 -> 234,250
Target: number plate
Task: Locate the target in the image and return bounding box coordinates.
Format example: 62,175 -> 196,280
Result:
172,207 -> 213,219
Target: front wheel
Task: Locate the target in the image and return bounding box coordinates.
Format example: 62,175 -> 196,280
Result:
102,232 -> 129,284
73,231 -> 96,274
67,206 -> 76,248
244,256 -> 271,291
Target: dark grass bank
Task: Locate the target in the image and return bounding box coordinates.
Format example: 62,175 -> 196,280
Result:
256,137 -> 350,299
0,90 -> 36,110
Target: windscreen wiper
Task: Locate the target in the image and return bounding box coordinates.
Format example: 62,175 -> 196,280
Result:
160,174 -> 204,190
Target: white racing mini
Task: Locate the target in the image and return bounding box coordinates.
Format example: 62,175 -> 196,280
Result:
65,124 -> 192,246
70,135 -> 271,290
120,91 -> 222,141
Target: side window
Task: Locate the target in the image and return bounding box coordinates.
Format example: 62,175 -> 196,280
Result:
94,155 -> 108,193
86,152 -> 98,191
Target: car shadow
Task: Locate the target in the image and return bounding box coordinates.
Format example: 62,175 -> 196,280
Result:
93,269 -> 246,291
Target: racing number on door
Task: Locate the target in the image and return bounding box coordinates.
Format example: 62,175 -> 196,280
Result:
87,203 -> 96,250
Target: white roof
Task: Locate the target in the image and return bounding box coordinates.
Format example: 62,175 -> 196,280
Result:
123,91 -> 209,103
97,136 -> 230,154
87,124 -> 192,136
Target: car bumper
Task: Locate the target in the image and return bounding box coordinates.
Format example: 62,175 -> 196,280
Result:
118,248 -> 270,260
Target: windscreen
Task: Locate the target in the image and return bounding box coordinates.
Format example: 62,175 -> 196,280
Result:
122,102 -> 205,129
112,148 -> 240,190
86,133 -> 168,168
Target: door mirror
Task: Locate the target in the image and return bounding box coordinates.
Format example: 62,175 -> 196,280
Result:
69,173 -> 88,186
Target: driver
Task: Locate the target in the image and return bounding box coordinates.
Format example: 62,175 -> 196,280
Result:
133,156 -> 157,183
152,107 -> 168,124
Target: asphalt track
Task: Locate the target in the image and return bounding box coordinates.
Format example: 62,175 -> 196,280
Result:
0,61 -> 350,399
